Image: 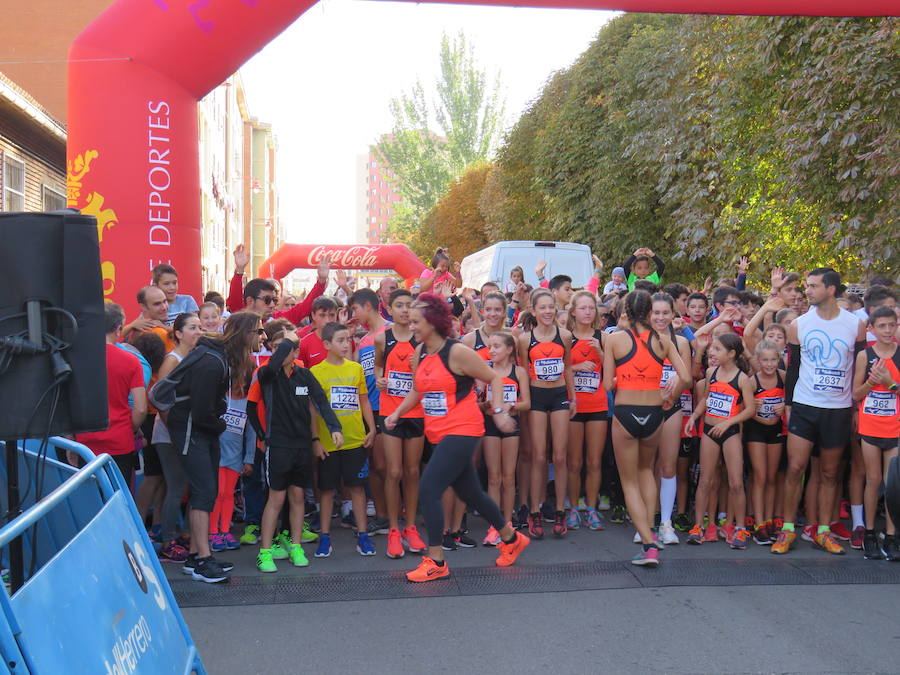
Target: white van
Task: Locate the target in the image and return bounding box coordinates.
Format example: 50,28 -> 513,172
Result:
460,241 -> 593,291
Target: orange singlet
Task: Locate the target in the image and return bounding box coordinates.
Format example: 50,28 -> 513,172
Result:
857,346 -> 900,439
379,328 -> 423,418
486,364 -> 520,409
528,326 -> 566,382
571,330 -> 607,413
613,330 -> 664,392
472,329 -> 491,363
706,367 -> 743,420
415,339 -> 484,443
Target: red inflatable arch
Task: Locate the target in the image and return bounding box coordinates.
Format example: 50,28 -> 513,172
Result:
67,0 -> 895,305
259,243 -> 427,286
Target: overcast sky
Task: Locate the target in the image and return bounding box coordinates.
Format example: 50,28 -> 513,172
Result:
240,0 -> 616,246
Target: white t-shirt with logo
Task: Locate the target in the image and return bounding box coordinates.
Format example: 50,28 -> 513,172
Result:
793,307 -> 861,409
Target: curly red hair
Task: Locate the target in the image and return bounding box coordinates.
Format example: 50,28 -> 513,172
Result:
413,293 -> 453,338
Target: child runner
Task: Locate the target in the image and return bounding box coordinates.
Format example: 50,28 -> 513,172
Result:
566,290 -> 608,531
374,289 -> 428,559
312,322 -> 378,557
248,327 -> 343,573
744,340 -> 787,545
687,334 -> 757,549
604,290 -> 690,566
198,301 -> 222,333
518,289 -> 575,538
384,293 -> 529,582
852,306 -> 900,560
481,332 -> 530,545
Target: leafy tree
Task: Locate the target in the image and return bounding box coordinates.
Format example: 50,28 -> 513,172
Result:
376,31 -> 505,256
424,163 -> 492,261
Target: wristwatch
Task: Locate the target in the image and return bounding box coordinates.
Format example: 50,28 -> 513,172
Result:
492,407 -> 507,415
890,383 -> 899,392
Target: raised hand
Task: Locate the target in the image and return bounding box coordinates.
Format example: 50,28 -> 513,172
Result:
738,255 -> 750,274
317,255 -> 331,285
233,243 -> 250,273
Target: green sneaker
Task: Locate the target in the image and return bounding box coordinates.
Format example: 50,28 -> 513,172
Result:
256,548 -> 277,573
240,524 -> 259,545
301,523 -> 319,543
270,535 -> 289,560
289,543 -> 309,567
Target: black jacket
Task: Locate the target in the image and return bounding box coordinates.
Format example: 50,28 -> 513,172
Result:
167,337 -> 229,438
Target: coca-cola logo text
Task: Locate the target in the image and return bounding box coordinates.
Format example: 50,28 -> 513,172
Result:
307,246 -> 381,269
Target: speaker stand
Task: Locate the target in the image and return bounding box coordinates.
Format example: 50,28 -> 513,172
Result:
4,439 -> 24,593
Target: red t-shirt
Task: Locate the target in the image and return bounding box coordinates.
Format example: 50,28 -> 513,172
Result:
77,343 -> 144,456
299,331 -> 327,367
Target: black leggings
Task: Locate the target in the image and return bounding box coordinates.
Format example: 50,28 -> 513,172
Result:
419,435 -> 506,547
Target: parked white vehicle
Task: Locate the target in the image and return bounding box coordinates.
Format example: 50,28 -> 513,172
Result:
460,241 -> 593,291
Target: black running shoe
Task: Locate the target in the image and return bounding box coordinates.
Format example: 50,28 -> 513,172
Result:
460,513 -> 469,535
182,553 -> 198,575
541,501 -> 556,523
454,531 -> 476,548
515,504 -> 530,530
673,513 -> 692,532
863,531 -> 883,560
881,534 -> 899,562
753,526 -> 772,546
441,531 -> 458,551
192,556 -> 229,583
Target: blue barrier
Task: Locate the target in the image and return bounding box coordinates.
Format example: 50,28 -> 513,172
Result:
0,439 -> 206,674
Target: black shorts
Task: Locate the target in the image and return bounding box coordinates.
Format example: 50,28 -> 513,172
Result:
265,445 -> 313,491
662,402 -> 683,422
111,452 -> 137,481
744,418 -> 786,445
378,415 -> 425,439
139,415 -> 162,477
788,403 -> 853,449
613,404 -> 664,439
530,385 -> 570,413
703,421 -> 741,448
679,437 -> 698,459
571,411 -> 608,423
484,414 -> 520,438
860,435 -> 899,451
318,446 -> 369,491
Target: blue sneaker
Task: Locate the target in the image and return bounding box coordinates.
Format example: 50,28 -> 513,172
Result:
209,534 -> 227,552
566,508 -> 581,530
315,533 -> 332,558
307,513 -> 321,534
586,508 -> 605,531
356,532 -> 376,556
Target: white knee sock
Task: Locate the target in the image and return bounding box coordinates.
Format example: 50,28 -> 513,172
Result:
660,477 -> 677,525
851,504 -> 864,530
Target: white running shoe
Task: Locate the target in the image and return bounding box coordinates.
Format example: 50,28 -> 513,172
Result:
659,522 -> 680,546
633,531 -> 642,544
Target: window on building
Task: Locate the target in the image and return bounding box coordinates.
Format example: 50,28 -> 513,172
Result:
371,216 -> 376,223
42,185 -> 66,211
3,155 -> 25,212
371,160 -> 377,168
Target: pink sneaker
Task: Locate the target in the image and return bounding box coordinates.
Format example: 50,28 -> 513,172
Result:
222,533 -> 241,550
830,521 -> 852,541
703,524 -> 718,542
482,526 -> 501,547
631,546 -> 660,567
721,524 -> 735,545
402,525 -> 427,553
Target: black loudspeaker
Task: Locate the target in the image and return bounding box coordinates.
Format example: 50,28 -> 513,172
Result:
0,211 -> 107,437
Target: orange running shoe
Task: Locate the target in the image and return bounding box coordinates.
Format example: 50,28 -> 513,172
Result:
703,524 -> 718,542
814,531 -> 846,555
402,525 -> 427,553
771,530 -> 796,554
406,556 -> 450,582
483,526 -> 501,547
386,528 -> 405,559
496,531 -> 530,567
687,524 -> 703,545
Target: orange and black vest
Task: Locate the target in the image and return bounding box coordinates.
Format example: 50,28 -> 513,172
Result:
614,330 -> 664,392
571,330 -> 607,412
858,346 -> 900,439
706,367 -> 743,420
379,328 -> 422,418
528,327 -> 566,382
414,339 -> 484,443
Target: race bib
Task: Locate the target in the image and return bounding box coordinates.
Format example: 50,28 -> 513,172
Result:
360,351 -> 375,375
387,371 -> 413,397
813,367 -> 847,393
757,396 -> 783,420
574,371 -> 600,394
659,364 -> 676,389
330,386 -> 360,411
222,408 -> 246,434
863,390 -> 898,417
487,383 -> 518,404
422,391 -> 449,417
706,391 -> 735,418
680,392 -> 693,415
534,357 -> 564,381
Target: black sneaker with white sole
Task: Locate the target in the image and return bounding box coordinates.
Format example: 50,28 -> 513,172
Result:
453,531 -> 476,548
192,556 -> 230,583
182,553 -> 234,574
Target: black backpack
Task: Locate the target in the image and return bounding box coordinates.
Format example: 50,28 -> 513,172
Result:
149,344 -> 228,411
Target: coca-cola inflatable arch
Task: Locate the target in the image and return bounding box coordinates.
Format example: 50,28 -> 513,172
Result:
259,243 -> 427,287
67,0 -> 893,305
